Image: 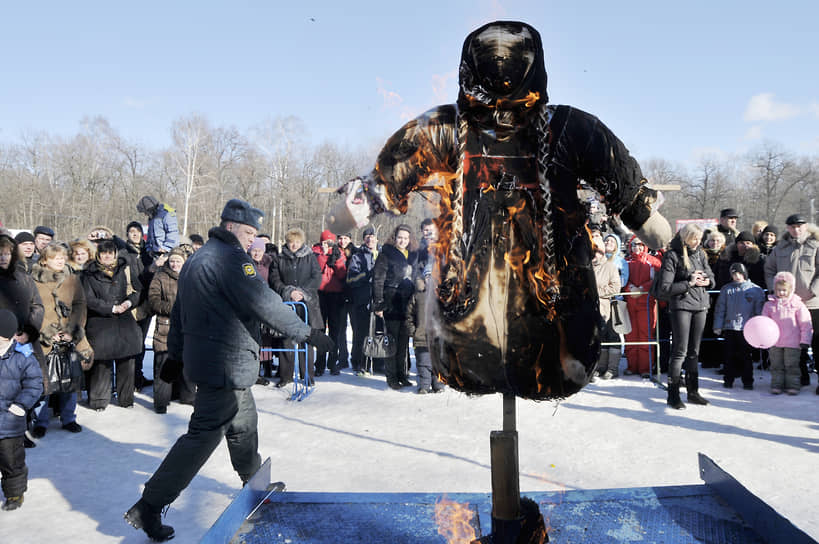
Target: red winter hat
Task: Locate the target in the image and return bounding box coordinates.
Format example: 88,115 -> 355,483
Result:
320,230 -> 336,242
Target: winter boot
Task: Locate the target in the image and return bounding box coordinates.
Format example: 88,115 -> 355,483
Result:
685,372 -> 709,405
2,495 -> 23,511
667,378 -> 686,410
595,349 -> 609,378
125,499 -> 175,542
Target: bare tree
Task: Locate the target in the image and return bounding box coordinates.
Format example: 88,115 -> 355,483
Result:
170,114 -> 211,238
746,142 -> 814,224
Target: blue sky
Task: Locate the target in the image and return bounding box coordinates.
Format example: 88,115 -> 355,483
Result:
1,0 -> 816,165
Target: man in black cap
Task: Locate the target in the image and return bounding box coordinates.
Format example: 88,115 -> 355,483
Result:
764,213 -> 818,388
717,208 -> 739,247
32,226 -> 54,260
13,232 -> 37,273
125,198 -> 334,542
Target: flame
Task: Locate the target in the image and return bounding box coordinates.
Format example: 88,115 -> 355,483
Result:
435,496 -> 478,543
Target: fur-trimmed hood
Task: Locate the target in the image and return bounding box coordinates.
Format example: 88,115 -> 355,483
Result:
777,222 -> 819,246
719,242 -> 761,265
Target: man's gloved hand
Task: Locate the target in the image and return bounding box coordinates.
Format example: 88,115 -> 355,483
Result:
327,246 -> 341,268
800,343 -> 810,351
8,403 -> 26,417
160,357 -> 184,383
307,328 -> 335,353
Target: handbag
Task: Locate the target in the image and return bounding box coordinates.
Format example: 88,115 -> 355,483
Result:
363,313 -> 396,359
46,341 -> 84,394
610,299 -> 632,335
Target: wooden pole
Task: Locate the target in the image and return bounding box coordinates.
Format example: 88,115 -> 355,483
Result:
490,393 -> 521,523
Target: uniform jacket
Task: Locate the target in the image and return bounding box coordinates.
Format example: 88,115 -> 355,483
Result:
713,280 -> 765,332
81,257 -> 144,360
764,224 -> 819,310
168,226 -> 311,389
762,293 -> 813,348
0,342 -> 43,439
655,234 -> 715,312
372,244 -> 417,321
148,265 -> 179,352
0,234 -> 44,340
346,244 -> 377,307
269,244 -> 322,327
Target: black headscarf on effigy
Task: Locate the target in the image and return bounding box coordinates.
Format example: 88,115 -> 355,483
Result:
346,21 -> 665,401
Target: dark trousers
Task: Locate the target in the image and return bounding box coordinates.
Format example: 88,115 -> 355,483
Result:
669,309 -> 707,380
88,358 -> 135,409
142,385 -> 261,508
134,316 -> 152,381
0,436 -> 27,498
350,303 -> 369,372
317,291 -> 345,373
384,318 -> 410,385
153,352 -> 196,410
278,343 -> 315,383
799,308 -> 819,380
723,330 -> 753,386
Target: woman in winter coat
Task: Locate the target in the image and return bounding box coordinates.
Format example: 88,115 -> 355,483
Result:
313,230 -> 347,376
248,237 -> 276,381
655,223 -> 715,409
372,224 -> 418,390
30,243 -> 93,437
624,235 -> 661,377
148,247 -> 194,413
81,239 -> 143,410
0,234 -> 43,351
268,227 -> 322,387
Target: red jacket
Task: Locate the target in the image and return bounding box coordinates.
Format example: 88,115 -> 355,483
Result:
626,250 -> 661,312
313,243 -> 347,293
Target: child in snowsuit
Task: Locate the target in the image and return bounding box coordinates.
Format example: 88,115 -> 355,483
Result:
0,309 -> 44,511
713,263 -> 765,389
761,271 -> 812,395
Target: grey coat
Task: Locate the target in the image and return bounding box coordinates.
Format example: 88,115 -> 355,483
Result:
764,224 -> 819,310
168,226 -> 311,389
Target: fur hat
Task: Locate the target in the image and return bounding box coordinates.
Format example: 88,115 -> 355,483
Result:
773,271 -> 795,287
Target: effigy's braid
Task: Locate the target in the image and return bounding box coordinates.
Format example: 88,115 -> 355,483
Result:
449,109 -> 469,264
536,104 -> 558,286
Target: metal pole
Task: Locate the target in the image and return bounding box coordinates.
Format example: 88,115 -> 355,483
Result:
490,393 -> 521,524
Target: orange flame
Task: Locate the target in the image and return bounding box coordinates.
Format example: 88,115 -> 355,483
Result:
435,496 -> 478,543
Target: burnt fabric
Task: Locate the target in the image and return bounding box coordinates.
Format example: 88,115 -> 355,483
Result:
339,21 -> 667,400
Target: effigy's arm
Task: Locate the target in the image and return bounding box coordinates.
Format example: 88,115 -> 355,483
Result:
326,106 -> 457,233
556,106 -> 672,250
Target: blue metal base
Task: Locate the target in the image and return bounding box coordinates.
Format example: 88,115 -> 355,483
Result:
212,454 -> 815,544
228,486 -> 764,543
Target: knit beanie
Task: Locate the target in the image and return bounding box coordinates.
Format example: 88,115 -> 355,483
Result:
735,231 -> 755,243
0,309 -> 18,338
320,230 -> 336,243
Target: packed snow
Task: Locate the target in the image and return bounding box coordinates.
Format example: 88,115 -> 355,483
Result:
3,351 -> 817,543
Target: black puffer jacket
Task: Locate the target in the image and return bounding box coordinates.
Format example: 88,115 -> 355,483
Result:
268,244 -> 322,327
81,257 -> 143,360
0,234 -> 44,341
372,244 -> 417,321
656,234 -> 714,312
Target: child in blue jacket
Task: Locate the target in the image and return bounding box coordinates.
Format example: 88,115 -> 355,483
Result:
713,263 -> 765,389
0,309 -> 43,511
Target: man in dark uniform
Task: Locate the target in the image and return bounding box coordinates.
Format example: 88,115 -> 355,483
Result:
125,198 -> 334,542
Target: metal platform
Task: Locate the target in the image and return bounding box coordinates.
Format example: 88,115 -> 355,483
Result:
204,455 -> 815,544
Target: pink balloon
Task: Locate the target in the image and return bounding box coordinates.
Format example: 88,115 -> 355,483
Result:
743,316 -> 780,349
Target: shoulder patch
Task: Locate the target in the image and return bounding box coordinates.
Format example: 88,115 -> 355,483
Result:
243,263 -> 257,277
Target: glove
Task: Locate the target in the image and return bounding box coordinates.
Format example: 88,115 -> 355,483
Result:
8,404 -> 26,417
327,246 -> 341,267
713,328 -> 722,336
307,328 -> 335,353
160,357 -> 184,383
799,343 -> 810,351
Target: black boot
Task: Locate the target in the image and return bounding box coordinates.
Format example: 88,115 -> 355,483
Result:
124,499 -> 175,542
667,378 -> 686,409
686,372 -> 709,405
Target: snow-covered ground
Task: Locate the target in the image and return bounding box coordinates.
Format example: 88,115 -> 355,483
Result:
3,357 -> 818,543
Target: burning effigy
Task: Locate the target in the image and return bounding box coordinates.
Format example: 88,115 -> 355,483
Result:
329,20 -> 671,402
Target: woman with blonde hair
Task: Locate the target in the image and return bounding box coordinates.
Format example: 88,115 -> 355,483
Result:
30,243 -> 93,437
655,223 -> 714,409
68,239 -> 96,273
